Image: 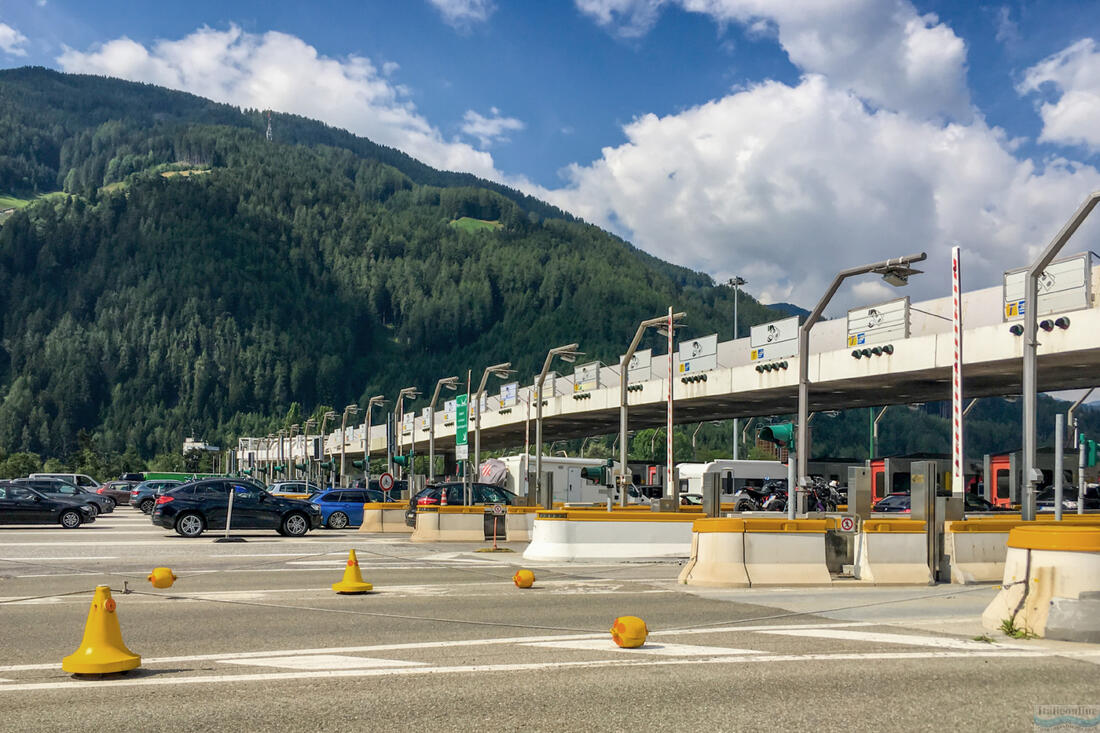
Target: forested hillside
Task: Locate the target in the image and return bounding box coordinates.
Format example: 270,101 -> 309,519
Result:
0,67 -> 778,466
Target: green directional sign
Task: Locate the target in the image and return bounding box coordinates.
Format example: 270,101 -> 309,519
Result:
456,393 -> 469,459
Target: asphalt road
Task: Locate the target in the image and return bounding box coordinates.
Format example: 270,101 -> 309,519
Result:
1,508 -> 1097,732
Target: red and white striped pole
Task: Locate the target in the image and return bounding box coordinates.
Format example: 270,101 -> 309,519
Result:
666,306 -> 675,497
951,246 -> 964,496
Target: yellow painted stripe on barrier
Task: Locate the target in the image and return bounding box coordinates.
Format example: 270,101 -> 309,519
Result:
742,518 -> 836,533
1007,525 -> 1100,553
692,517 -> 747,533
961,514 -> 1100,522
533,511 -> 698,522
362,503 -> 405,510
863,519 -> 926,533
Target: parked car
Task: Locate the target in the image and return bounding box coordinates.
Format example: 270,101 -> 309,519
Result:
29,472 -> 102,491
964,493 -> 1012,513
266,481 -> 322,498
131,480 -> 184,514
312,488 -> 400,529
0,483 -> 96,528
13,478 -> 114,515
1036,486 -> 1100,512
97,480 -> 138,506
873,493 -> 911,513
152,478 -> 322,537
404,482 -> 519,527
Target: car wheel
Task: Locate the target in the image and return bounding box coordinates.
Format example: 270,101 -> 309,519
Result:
139,498 -> 154,514
327,511 -> 349,530
103,497 -> 116,511
85,503 -> 99,518
175,513 -> 205,538
282,513 -> 309,537
60,510 -> 82,529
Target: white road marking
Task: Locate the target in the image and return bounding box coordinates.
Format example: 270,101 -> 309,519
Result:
219,655 -> 426,670
0,556 -> 119,561
526,640 -> 765,656
0,650 -> 1053,692
757,628 -> 1021,650
0,622 -> 879,672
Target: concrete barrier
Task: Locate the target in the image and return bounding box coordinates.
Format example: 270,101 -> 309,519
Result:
358,503 -> 413,534
411,506 -> 485,542
947,516 -> 1100,584
982,525 -> 1100,642
742,518 -> 835,586
678,518 -> 749,587
522,511 -> 696,562
857,519 -> 931,585
503,506 -> 539,542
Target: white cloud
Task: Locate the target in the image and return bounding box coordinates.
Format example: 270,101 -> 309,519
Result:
461,107 -> 524,147
1019,39 -> 1100,153
56,25 -> 502,178
427,0 -> 496,28
538,75 -> 1100,309
575,0 -> 971,120
0,22 -> 29,56
993,6 -> 1019,46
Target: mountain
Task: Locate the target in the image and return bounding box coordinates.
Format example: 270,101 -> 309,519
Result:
763,302 -> 810,320
0,67 -> 780,464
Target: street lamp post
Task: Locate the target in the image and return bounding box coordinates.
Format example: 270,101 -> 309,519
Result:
265,433 -> 275,479
474,363 -> 515,477
1021,192 -> 1100,520
303,417 -> 317,488
289,424 -> 300,481
394,386 -> 421,482
277,429 -> 286,479
319,411 -> 335,488
339,404 -> 359,486
728,277 -> 746,460
362,395 -> 387,486
796,253 -> 927,520
619,313 -> 684,506
428,377 -> 460,481
536,344 -> 582,507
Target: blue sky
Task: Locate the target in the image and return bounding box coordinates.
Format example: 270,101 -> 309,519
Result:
3,0 -> 1100,311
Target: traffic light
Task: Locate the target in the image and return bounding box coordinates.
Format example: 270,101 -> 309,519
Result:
294,462 -> 308,471
1088,439 -> 1098,468
319,459 -> 334,469
393,455 -> 410,467
242,468 -> 253,476
759,422 -> 795,447
352,459 -> 365,469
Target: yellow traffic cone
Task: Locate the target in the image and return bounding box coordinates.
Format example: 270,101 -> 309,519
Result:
332,549 -> 373,594
62,586 -> 141,675
610,616 -> 648,648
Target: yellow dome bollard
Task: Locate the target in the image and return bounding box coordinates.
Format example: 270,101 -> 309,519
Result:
332,549 -> 373,594
513,569 -> 535,588
147,567 -> 177,589
610,616 -> 648,648
62,586 -> 141,675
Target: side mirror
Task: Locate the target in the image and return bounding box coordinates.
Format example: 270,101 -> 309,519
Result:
258,492 -> 267,501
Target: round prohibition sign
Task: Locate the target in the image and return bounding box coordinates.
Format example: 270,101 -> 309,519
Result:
379,472 -> 395,491
839,516 -> 856,532
491,503 -> 505,516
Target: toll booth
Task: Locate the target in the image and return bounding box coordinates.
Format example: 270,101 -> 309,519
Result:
981,447 -> 1079,507
868,453 -> 953,502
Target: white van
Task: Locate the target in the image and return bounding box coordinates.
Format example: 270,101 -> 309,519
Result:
29,473 -> 101,490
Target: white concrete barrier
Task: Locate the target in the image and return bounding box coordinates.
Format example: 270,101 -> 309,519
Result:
358,504 -> 413,534
743,518 -> 833,586
504,508 -> 537,542
411,507 -> 485,542
678,518 -> 749,587
522,511 -> 696,562
983,525 -> 1100,642
856,520 -> 932,585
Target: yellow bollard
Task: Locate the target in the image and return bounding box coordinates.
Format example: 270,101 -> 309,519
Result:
610,616 -> 648,648
332,549 -> 373,594
62,586 -> 141,675
513,569 -> 535,588
147,567 -> 177,589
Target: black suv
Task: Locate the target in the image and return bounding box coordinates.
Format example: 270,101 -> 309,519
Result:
404,482 -> 519,527
151,478 -> 322,537
13,478 -> 114,516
